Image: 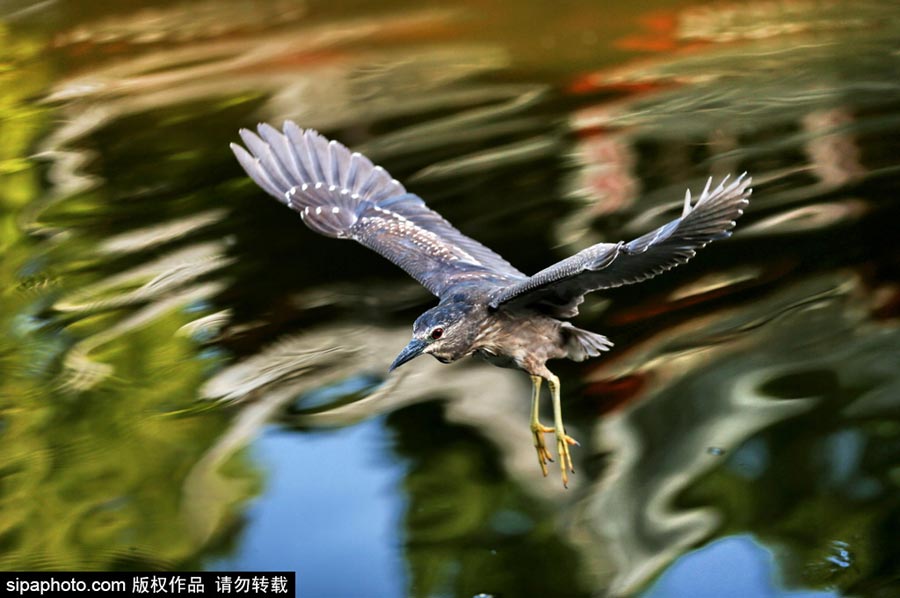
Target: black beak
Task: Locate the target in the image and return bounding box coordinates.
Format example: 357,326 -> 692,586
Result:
389,339 -> 427,372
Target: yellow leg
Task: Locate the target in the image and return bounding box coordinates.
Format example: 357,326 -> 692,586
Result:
529,375 -> 554,476
547,373 -> 578,488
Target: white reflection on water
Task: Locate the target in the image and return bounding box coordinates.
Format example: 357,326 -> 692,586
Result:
198,323 -> 575,502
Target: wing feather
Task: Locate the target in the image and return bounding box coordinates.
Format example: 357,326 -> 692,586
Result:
231,122 -> 524,297
490,174 -> 751,313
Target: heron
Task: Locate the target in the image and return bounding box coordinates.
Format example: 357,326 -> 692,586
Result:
231,122 -> 752,487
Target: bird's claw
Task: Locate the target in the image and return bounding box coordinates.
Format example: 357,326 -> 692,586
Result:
533,423 -> 577,486
556,430 -> 577,488
532,423 -> 555,477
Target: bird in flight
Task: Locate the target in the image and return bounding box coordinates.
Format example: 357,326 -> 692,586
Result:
231,122 -> 752,487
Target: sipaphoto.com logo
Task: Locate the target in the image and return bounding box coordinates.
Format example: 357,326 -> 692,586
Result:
6,575 -> 125,595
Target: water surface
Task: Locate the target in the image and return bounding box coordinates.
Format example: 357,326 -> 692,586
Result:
1,1 -> 899,596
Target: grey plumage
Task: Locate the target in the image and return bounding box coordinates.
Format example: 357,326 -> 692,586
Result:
489,174 -> 751,315
231,124 -> 523,298
231,121 -> 753,487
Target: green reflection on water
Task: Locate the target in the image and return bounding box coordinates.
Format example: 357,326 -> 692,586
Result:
0,24 -> 260,571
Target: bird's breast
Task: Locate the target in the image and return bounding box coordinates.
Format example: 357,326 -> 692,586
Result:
471,311 -> 568,372
474,348 -> 519,370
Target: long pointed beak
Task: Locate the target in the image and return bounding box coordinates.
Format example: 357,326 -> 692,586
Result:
389,339 -> 427,372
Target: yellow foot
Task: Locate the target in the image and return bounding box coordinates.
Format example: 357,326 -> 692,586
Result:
531,422 -> 555,477
556,430 -> 579,488
533,423 -> 579,486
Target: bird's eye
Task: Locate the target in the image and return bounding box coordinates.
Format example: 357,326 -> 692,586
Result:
430,327 -> 444,340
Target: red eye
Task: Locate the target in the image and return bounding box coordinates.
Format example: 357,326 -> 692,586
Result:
431,327 -> 444,340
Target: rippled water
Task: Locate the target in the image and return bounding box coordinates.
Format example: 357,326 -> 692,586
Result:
1,1 -> 899,596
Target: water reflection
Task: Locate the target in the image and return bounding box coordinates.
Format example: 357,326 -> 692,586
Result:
644,535 -> 838,598
2,0 -> 899,596
572,272 -> 899,595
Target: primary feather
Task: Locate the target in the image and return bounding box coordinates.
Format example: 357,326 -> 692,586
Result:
231,122 -> 525,298
489,174 -> 752,314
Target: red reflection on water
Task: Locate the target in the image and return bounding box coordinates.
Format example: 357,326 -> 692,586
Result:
616,10 -> 680,53
582,373 -> 646,414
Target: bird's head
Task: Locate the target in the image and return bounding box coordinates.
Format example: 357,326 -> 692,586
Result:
389,300 -> 478,371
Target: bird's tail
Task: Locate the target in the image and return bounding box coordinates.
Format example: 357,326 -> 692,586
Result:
230,122 -> 405,238
561,323 -> 613,362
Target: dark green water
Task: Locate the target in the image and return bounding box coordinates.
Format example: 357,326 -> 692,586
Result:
1,1 -> 899,596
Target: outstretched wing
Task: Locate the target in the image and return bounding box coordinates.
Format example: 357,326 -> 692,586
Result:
231,122 -> 525,297
490,174 -> 752,314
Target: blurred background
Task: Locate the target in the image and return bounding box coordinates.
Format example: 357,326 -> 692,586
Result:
1,0 -> 899,596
